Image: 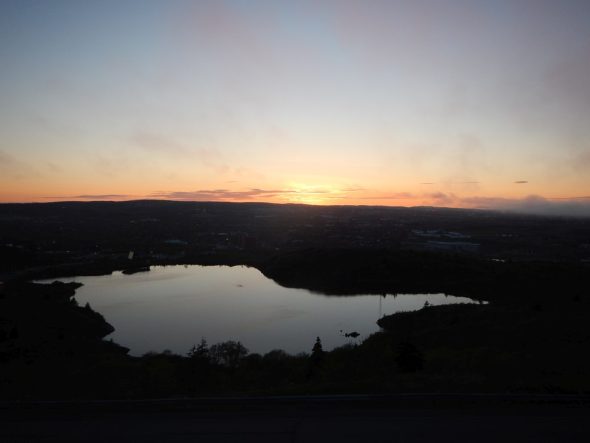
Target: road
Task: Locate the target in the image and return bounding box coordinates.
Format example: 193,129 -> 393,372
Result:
2,394 -> 590,442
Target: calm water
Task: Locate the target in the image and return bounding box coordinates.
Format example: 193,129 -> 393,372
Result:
42,265 -> 481,356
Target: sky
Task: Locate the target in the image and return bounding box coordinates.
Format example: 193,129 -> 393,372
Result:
1,0 -> 590,215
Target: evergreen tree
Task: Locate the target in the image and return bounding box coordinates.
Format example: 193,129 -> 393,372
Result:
310,336 -> 325,367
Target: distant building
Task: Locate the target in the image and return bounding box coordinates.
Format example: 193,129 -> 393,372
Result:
164,239 -> 188,246
425,241 -> 480,253
412,229 -> 470,239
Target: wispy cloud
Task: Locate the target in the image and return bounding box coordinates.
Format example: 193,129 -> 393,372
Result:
45,162 -> 62,173
425,180 -> 527,185
150,186 -> 364,202
89,153 -> 130,178
361,190 -> 590,217
551,196 -> 590,200
428,192 -> 457,206
44,194 -> 132,200
132,133 -> 192,158
341,185 -> 365,192
150,188 -> 296,201
570,150 -> 590,174
360,192 -> 415,200
0,150 -> 37,180
131,132 -> 228,173
460,194 -> 590,217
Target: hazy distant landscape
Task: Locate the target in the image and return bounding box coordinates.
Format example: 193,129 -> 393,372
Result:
2,200 -> 589,280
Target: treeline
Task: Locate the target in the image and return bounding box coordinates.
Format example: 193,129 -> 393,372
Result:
260,248 -> 589,305
0,283 -> 438,399
0,283 -> 424,400
3,280 -> 589,400
3,250 -> 590,399
2,201 -> 590,280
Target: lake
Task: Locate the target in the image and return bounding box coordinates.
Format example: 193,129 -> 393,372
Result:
42,265 -> 482,356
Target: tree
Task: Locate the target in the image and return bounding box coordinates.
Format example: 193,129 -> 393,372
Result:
394,341 -> 424,372
312,336 -> 323,355
310,336 -> 325,366
186,338 -> 212,393
209,340 -> 249,370
188,338 -> 209,361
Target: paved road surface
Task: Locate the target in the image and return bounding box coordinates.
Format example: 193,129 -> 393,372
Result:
2,395 -> 590,442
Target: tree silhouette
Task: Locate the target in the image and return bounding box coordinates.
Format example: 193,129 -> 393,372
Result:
312,337 -> 324,356
188,338 -> 209,361
186,338 -> 212,393
394,341 -> 424,372
210,340 -> 248,370
308,336 -> 325,378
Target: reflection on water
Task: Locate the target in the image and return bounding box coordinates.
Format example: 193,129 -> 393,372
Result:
41,265 -> 482,356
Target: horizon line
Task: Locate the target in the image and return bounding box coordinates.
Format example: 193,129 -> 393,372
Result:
2,198 -> 590,219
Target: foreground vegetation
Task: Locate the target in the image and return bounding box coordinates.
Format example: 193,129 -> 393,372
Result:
2,249 -> 589,399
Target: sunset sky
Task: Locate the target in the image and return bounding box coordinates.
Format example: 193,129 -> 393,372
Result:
1,0 -> 590,215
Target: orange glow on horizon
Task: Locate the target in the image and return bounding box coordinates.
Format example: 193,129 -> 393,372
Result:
1,178 -> 589,216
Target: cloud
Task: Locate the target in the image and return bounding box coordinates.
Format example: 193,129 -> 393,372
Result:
176,0 -> 282,86
460,194 -> 590,217
0,150 -> 17,166
89,153 -> 130,178
341,186 -> 365,192
360,192 -> 415,200
0,150 -> 37,180
150,188 -> 296,201
44,194 -> 131,200
570,150 -> 590,174
45,162 -> 62,173
370,190 -> 590,216
428,192 -> 457,206
294,188 -> 331,194
514,180 -> 528,184
150,185 -> 362,202
132,133 -> 191,157
131,132 -> 228,173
